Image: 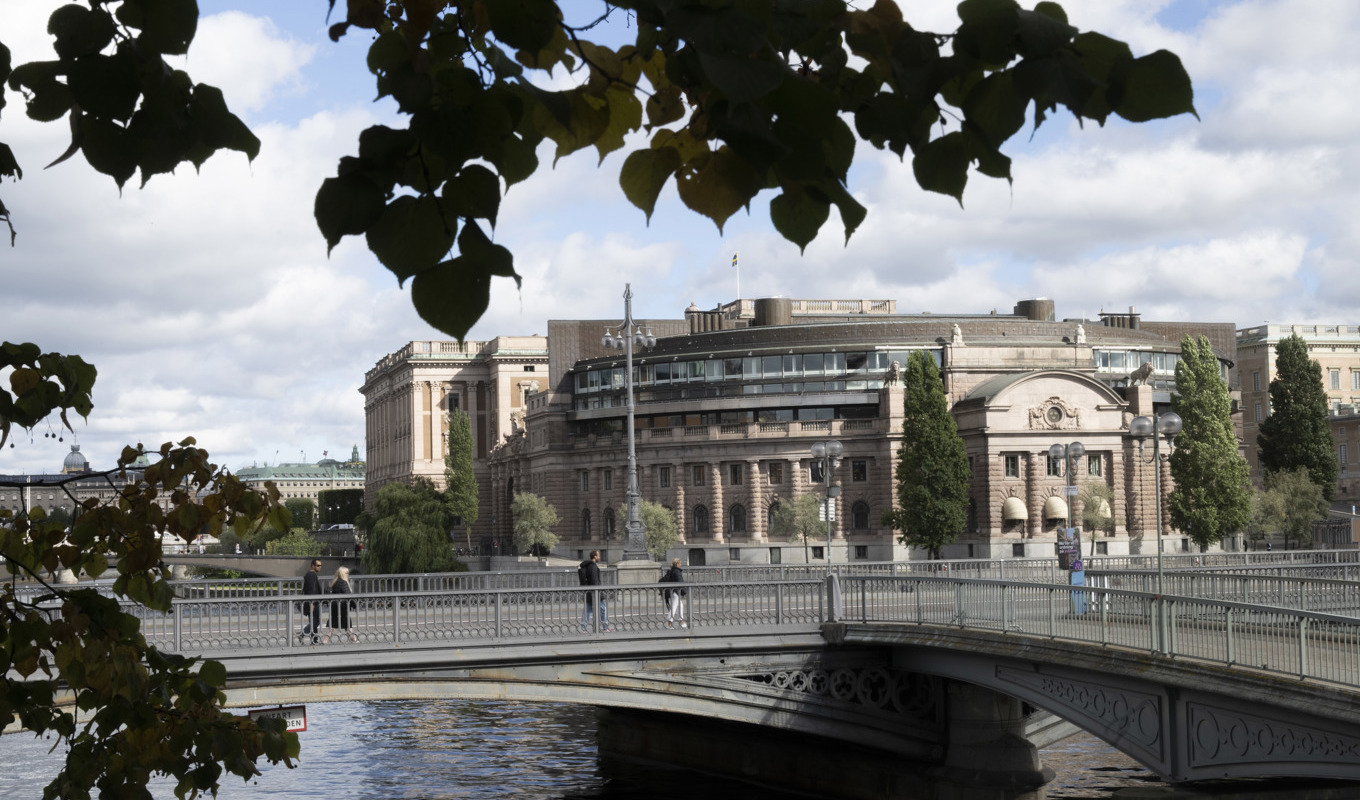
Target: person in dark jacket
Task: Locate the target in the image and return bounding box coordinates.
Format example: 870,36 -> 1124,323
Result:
579,550 -> 611,632
659,558 -> 687,629
299,559 -> 323,644
323,566 -> 358,644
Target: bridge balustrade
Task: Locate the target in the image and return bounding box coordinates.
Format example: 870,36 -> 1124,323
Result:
1089,570 -> 1360,616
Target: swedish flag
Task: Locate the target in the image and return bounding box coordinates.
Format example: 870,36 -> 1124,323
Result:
731,252 -> 738,268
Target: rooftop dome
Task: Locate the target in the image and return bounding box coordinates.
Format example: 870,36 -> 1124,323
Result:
62,445 -> 90,474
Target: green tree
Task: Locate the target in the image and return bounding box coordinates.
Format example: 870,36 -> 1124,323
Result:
444,410 -> 479,549
318,488 -> 364,525
1,1 -> 1193,339
1252,468 -> 1329,550
639,500 -> 678,561
284,498 -> 315,530
1,343 -> 298,799
1168,336 -> 1252,548
771,493 -> 825,563
882,351 -> 971,557
264,528 -> 323,556
1257,334 -> 1338,501
510,492 -> 560,556
364,478 -> 460,574
1079,482 -> 1114,537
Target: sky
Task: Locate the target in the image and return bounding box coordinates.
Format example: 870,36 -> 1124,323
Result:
3,0 -> 1358,476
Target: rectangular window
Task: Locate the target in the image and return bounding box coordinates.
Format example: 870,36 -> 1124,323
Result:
729,464 -> 743,485
659,466 -> 671,488
1254,403 -> 1263,422
603,469 -> 613,490
852,459 -> 867,482
692,466 -> 706,486
1004,455 -> 1019,478
811,546 -> 825,560
1012,543 -> 1025,558
1332,369 -> 1342,390
1353,370 -> 1360,390
810,460 -> 825,484
1087,454 -> 1101,476
1047,456 -> 1062,477
1253,371 -> 1261,392
768,462 -> 784,485
1342,444 -> 1349,467
580,471 -> 590,491
854,545 -> 868,559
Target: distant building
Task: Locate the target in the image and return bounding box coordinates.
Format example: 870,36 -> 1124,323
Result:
363,297 -> 1241,563
1334,407 -> 1360,510
1237,323 -> 1360,493
0,445 -> 158,518
233,446 -> 366,505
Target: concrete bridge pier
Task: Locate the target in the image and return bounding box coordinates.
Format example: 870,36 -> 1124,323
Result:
596,705 -> 1049,800
936,681 -> 1054,790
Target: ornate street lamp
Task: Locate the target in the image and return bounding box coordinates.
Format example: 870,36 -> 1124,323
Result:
1130,411 -> 1182,596
810,440 -> 843,571
1047,440 -> 1086,567
601,284 -> 656,561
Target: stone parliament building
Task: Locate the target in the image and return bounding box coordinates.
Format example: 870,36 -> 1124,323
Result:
361,297 -> 1240,565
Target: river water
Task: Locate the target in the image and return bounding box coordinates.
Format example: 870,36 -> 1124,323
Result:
0,699 -> 1351,799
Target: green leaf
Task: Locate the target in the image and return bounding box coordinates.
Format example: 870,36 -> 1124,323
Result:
116,0 -> 199,56
79,115 -> 137,188
191,84 -> 261,163
411,231 -> 520,341
963,70 -> 1027,148
199,660 -> 226,688
594,87 -> 643,163
674,149 -> 762,233
442,165 -> 502,227
67,51 -> 140,123
645,86 -> 685,127
954,0 -> 1021,69
314,173 -> 387,254
365,195 -> 458,283
769,187 -> 830,252
1112,50 -> 1197,122
820,179 -> 867,243
486,0 -> 559,52
1015,8 -> 1075,58
48,5 -> 117,60
619,146 -> 682,221
697,51 -> 786,104
912,130 -> 970,204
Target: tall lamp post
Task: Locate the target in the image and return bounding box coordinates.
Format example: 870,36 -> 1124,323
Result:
1129,412 -> 1182,595
1048,441 -> 1086,566
810,440 -> 843,572
601,284 -> 656,561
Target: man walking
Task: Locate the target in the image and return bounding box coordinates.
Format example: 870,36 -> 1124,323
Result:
300,559 -> 323,644
578,550 -> 611,632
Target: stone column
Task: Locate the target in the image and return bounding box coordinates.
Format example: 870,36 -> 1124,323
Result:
747,459 -> 763,542
1024,452 -> 1041,539
709,463 -> 724,542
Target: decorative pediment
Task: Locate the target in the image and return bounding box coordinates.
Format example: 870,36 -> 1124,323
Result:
1027,396 -> 1082,430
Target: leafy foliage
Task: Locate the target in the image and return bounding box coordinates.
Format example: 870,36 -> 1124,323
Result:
1168,336 -> 1252,548
284,497 -> 315,530
317,488 -> 364,526
363,478 -> 460,574
638,499 -> 677,560
2,347 -> 299,798
881,351 -> 971,556
444,410 -> 479,549
1251,468 -> 1328,549
2,1 -> 1194,339
510,492 -> 559,555
263,528 -> 322,556
770,493 -> 825,549
1079,481 -> 1114,535
1257,334 -> 1338,501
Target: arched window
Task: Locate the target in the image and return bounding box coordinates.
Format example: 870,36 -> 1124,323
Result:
729,504 -> 747,533
582,508 -> 592,539
693,505 -> 709,534
604,507 -> 616,540
851,501 -> 870,530
767,500 -> 781,532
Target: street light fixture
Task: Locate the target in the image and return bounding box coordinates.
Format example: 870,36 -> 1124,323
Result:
601,283 -> 656,561
810,440 -> 843,571
1130,411 -> 1182,596
1047,441 -> 1086,567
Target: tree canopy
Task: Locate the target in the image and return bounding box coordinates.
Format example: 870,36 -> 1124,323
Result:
284,497 -> 316,531
1251,468 -> 1328,549
770,493 -> 824,562
510,492 -> 560,555
444,410 -> 479,549
638,499 -> 678,560
1257,334 -> 1338,501
1,0 -> 1194,339
881,350 -> 971,556
1167,335 -> 1252,548
364,477 -> 461,573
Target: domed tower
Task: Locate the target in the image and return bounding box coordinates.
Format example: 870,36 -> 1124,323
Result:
61,445 -> 90,475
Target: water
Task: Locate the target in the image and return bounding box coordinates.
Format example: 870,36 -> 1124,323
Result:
0,700 -> 1177,799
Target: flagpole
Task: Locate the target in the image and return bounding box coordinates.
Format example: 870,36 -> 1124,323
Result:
732,251 -> 740,303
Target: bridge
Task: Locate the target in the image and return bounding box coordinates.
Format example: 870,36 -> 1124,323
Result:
101,568 -> 1360,796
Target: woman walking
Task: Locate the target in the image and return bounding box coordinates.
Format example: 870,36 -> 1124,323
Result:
659,558 -> 686,629
323,566 -> 359,644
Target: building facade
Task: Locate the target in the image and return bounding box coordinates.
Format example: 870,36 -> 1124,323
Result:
0,445 -> 160,519
464,298 -> 1238,565
232,446 -> 366,506
359,337 -> 551,513
1237,323 -> 1360,494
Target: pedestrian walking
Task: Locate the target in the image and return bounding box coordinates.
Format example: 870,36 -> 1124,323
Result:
659,558 -> 687,629
299,559 -> 322,644
578,550 -> 611,631
322,566 -> 358,644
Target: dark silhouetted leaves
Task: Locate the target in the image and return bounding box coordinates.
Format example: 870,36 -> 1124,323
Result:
366,195 -> 458,282
620,146 -> 682,221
